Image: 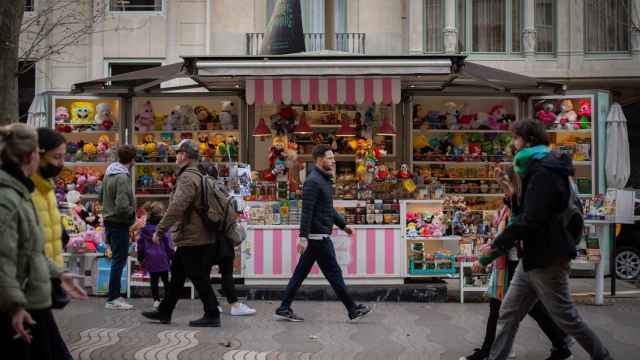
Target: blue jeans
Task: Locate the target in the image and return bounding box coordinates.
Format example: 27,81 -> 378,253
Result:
490,260 -> 612,360
280,238 -> 356,312
105,223 -> 130,301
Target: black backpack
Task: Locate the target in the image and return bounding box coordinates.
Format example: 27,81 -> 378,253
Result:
559,177 -> 585,245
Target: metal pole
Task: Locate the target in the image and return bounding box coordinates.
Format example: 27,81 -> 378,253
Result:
610,223 -> 616,296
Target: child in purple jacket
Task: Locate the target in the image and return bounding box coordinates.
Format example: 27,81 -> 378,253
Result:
137,202 -> 174,309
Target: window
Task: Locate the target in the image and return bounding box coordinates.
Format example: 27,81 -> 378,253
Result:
110,0 -> 162,12
535,0 -> 555,53
267,0 -> 325,34
424,0 -> 445,53
108,62 -> 161,89
459,0 -> 523,54
585,0 -> 630,53
18,62 -> 36,123
25,0 -> 34,12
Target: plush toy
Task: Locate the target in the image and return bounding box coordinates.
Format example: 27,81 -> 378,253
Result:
82,143 -> 97,157
412,104 -> 425,129
425,111 -> 442,129
458,113 -> 476,129
376,164 -> 390,181
536,101 -> 556,127
194,105 -> 214,130
97,135 -> 110,154
443,102 -> 461,130
555,100 -> 577,129
577,100 -> 591,129
166,108 -> 182,130
178,105 -> 200,131
70,102 -> 96,125
198,134 -> 209,155
154,115 -> 165,131
95,103 -> 114,130
54,106 -> 72,133
135,101 -> 155,131
219,101 -> 237,130
488,105 -> 506,130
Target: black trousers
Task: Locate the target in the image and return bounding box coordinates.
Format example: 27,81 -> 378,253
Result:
218,256 -> 238,304
1,309 -> 72,360
149,271 -> 170,301
159,244 -> 220,317
280,238 -> 356,312
480,260 -> 568,353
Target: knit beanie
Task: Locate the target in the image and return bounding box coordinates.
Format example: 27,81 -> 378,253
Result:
37,127 -> 66,152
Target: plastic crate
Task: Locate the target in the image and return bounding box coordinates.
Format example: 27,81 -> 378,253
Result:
408,257 -> 457,275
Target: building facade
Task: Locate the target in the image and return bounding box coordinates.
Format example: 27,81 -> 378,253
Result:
21,0 -> 640,101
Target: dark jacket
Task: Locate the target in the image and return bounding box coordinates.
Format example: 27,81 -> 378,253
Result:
156,163 -> 214,247
492,152 -> 576,271
137,222 -> 174,273
300,167 -> 346,239
100,162 -> 136,226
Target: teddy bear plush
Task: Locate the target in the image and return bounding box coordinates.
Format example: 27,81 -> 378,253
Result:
95,103 -> 114,130
194,105 -> 214,130
135,100 -> 155,131
536,102 -> 556,128
176,105 -> 200,131
70,102 -> 96,125
219,101 -> 237,130
555,99 -> 577,129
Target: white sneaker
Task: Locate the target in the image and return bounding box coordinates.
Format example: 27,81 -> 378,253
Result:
230,303 -> 256,316
153,300 -> 160,309
105,297 -> 134,310
218,306 -> 223,314
508,349 -> 517,358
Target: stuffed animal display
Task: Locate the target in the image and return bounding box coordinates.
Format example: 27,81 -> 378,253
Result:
55,102 -> 117,132
534,98 -> 591,130
413,102 -> 515,130
64,136 -> 114,162
136,101 -> 231,131
70,102 -> 96,125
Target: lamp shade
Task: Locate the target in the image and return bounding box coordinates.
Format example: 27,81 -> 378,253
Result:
335,118 -> 357,137
294,114 -> 313,134
376,118 -> 396,136
253,117 -> 272,137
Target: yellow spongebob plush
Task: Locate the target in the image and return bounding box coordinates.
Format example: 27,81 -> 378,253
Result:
70,102 -> 96,125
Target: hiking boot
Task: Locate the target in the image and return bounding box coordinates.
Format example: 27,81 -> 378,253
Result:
273,307 -> 304,322
546,346 -> 573,360
141,310 -> 171,324
189,315 -> 220,327
459,348 -> 488,360
348,304 -> 372,321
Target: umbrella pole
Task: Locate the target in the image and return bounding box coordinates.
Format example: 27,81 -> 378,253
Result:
610,223 -> 616,296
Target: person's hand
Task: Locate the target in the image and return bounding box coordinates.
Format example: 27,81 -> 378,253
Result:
61,273 -> 88,300
343,227 -> 353,236
296,238 -> 308,255
480,243 -> 493,256
12,309 -> 35,344
472,261 -> 484,273
152,232 -> 160,245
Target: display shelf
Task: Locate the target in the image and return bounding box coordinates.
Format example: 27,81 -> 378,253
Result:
444,193 -> 504,197
134,130 -> 240,135
135,194 -> 172,198
547,129 -> 592,134
80,194 -> 100,199
64,162 -> 109,166
412,129 -> 510,133
57,129 -> 119,135
136,162 -> 177,166
439,177 -> 497,181
573,161 -> 592,166
459,262 -> 489,303
406,236 -> 462,241
413,161 -> 511,166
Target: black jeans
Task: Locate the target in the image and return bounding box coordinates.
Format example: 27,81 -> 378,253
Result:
149,271 -> 170,301
1,309 -> 72,360
280,238 -> 356,312
159,244 -> 220,317
105,222 -> 130,301
218,256 -> 238,304
480,260 -> 568,354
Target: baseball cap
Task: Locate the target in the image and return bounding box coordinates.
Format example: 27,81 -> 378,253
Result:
176,139 -> 199,159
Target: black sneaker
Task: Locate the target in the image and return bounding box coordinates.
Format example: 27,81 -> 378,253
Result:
460,348 -> 488,360
141,310 -> 171,324
348,304 -> 372,321
273,307 -> 304,322
188,315 -> 220,327
546,346 -> 573,360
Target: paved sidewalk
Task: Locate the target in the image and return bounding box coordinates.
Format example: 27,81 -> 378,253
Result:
55,296 -> 640,360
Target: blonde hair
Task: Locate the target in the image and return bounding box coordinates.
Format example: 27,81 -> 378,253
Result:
0,123 -> 38,167
143,201 -> 165,218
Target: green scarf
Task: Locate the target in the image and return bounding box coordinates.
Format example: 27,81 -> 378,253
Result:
513,145 -> 550,175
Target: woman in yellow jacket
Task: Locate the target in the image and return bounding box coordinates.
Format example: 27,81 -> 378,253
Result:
32,128 -> 67,268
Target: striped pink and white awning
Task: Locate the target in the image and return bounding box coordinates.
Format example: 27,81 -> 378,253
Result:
245,77 -> 401,105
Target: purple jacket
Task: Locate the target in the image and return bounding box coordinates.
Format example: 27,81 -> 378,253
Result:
137,223 -> 175,273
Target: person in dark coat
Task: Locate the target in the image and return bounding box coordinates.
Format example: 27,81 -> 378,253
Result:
483,119 -> 612,360
137,201 -> 174,309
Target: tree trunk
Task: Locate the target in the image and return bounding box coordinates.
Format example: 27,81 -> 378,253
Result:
0,0 -> 25,125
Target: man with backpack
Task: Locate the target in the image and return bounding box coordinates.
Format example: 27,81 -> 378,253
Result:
142,139 -> 221,327
484,120 -> 612,360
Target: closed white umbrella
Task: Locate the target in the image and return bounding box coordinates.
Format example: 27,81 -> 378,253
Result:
605,102 -> 630,189
27,93 -> 48,128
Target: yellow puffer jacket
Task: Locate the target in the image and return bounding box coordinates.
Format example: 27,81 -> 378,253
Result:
31,174 -> 64,268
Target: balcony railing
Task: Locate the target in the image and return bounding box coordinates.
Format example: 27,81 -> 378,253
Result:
246,32 -> 366,55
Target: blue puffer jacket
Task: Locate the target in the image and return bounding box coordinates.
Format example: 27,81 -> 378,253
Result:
299,167 -> 346,239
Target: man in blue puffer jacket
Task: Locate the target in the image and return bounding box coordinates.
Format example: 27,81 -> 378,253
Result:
274,144 -> 371,322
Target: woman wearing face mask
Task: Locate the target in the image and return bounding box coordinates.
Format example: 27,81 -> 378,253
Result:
32,128 -> 67,268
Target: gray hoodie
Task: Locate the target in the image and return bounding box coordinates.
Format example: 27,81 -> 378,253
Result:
100,162 -> 136,226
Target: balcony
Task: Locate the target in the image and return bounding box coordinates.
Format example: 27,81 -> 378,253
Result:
246,32 -> 366,55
